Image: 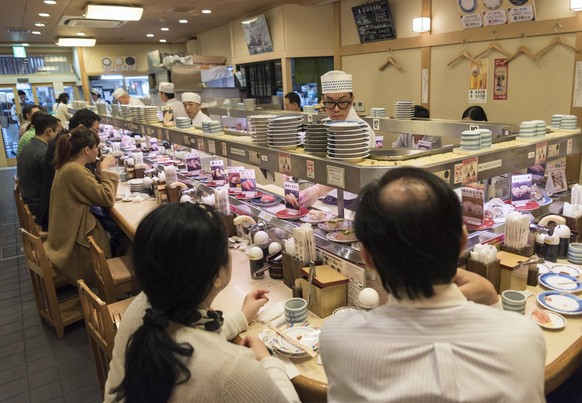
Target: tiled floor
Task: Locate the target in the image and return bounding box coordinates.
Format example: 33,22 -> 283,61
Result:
0,167 -> 101,403
1,165 -> 581,402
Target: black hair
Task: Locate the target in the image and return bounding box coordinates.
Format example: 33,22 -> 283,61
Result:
354,167 -> 462,300
162,92 -> 175,99
56,92 -> 69,104
284,92 -> 303,111
69,109 -> 101,130
32,113 -> 59,137
22,104 -> 38,121
462,106 -> 488,122
18,90 -> 26,97
111,203 -> 230,403
414,105 -> 430,119
54,125 -> 99,169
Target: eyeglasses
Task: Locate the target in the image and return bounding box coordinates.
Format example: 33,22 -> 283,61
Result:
322,98 -> 353,110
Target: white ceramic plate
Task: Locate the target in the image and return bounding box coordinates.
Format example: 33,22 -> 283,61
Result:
318,220 -> 352,232
537,291 -> 582,315
550,265 -> 580,277
539,273 -> 582,292
272,324 -> 320,356
530,309 -> 566,330
300,212 -> 335,224
326,230 -> 358,243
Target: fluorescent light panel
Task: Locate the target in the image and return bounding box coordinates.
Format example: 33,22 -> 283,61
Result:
571,0 -> 582,10
56,37 -> 96,46
83,4 -> 143,21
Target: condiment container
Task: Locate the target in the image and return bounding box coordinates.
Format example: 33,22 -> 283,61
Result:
298,265 -> 348,318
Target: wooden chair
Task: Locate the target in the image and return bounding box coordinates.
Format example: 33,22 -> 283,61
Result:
88,235 -> 139,304
20,228 -> 83,338
23,204 -> 48,240
78,280 -> 135,392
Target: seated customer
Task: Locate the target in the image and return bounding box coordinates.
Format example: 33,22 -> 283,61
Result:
392,105 -> 442,149
320,167 -> 545,402
19,104 -> 39,138
44,126 -> 119,285
105,203 -> 299,403
284,92 -> 303,112
462,105 -> 488,121
16,113 -> 61,216
17,105 -> 47,155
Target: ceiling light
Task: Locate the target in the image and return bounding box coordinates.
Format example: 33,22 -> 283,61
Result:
146,34 -> 154,37
179,19 -> 188,23
159,39 -> 167,43
39,13 -> 50,17
44,0 -> 57,4
571,0 -> 582,10
83,4 -> 143,21
77,32 -> 86,36
21,43 -> 29,46
161,27 -> 169,31
35,22 -> 46,27
56,37 -> 96,47
31,31 -> 42,35
201,9 -> 211,14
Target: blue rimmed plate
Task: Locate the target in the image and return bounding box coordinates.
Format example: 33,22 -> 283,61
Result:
537,291 -> 582,315
539,273 -> 582,293
459,0 -> 478,13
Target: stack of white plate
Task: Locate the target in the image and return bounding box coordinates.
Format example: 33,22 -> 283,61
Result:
248,115 -> 273,145
479,129 -> 492,148
96,103 -> 108,115
121,105 -> 132,121
303,105 -> 316,114
304,122 -> 328,155
111,104 -> 122,118
131,106 -> 145,123
518,121 -> 536,140
370,107 -> 387,118
551,114 -> 564,128
202,120 -> 222,133
128,178 -> 144,193
176,117 -> 192,129
144,106 -> 160,123
73,101 -> 88,109
561,115 -> 577,130
267,115 -> 303,150
393,101 -> 414,119
243,98 -> 257,110
460,130 -> 481,150
325,120 -> 370,162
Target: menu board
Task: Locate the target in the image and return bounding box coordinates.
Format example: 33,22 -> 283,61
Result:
352,1 -> 396,44
456,0 -> 536,29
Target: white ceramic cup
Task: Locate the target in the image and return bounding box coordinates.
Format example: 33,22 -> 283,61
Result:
501,290 -> 527,314
284,298 -> 307,324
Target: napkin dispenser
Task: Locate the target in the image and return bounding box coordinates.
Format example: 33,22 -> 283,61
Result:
299,265 -> 348,318
497,251 -> 528,292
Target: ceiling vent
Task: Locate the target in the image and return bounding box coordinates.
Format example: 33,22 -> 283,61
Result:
60,17 -> 127,29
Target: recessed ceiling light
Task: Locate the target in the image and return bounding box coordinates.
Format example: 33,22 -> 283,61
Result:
146,33 -> 154,37
201,9 -> 211,14
56,37 -> 96,47
77,32 -> 86,36
35,22 -> 46,27
159,39 -> 167,43
161,27 -> 169,31
22,43 -> 29,46
44,0 -> 57,4
38,13 -> 50,17
179,19 -> 188,23
32,31 -> 41,35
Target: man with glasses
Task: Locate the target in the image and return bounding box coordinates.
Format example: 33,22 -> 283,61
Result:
299,70 -> 376,207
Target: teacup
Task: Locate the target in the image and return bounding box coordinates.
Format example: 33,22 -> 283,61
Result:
501,290 -> 527,314
284,298 -> 308,324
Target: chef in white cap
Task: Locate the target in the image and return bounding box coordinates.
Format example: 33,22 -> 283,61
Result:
182,92 -> 212,127
90,88 -> 104,104
299,70 -> 376,207
112,87 -> 144,106
158,82 -> 188,119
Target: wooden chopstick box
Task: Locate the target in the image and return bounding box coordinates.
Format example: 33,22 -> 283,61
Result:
282,252 -> 306,288
298,265 -> 348,318
497,251 -> 528,292
466,258 -> 501,293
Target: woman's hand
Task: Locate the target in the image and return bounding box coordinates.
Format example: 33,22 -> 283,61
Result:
241,289 -> 269,323
240,335 -> 271,361
98,154 -> 117,172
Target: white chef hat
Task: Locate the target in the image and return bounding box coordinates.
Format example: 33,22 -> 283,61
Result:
182,92 -> 201,104
90,88 -> 100,96
321,70 -> 353,94
158,82 -> 174,94
112,88 -> 127,100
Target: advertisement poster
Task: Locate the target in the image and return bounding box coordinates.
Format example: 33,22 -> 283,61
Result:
227,166 -> 245,193
240,169 -> 257,196
185,153 -> 201,175
493,58 -> 508,101
462,186 -> 485,226
469,59 -> 488,103
511,173 -> 532,205
284,181 -> 300,212
546,164 -> 568,194
462,157 -> 479,185
456,0 -> 536,29
210,160 -> 226,185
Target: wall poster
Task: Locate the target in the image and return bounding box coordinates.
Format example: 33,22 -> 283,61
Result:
468,59 -> 488,103
456,0 -> 536,29
493,58 -> 508,101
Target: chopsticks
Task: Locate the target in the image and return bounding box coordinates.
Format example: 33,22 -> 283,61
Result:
268,324 -> 318,358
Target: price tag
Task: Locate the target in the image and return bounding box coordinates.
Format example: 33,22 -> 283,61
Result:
249,151 -> 261,165
326,166 -> 345,188
208,140 -> 216,155
372,119 -> 380,131
567,138 -> 574,154
221,142 -> 228,156
183,135 -> 190,144
197,138 -> 205,151
306,160 -> 315,179
258,211 -> 274,222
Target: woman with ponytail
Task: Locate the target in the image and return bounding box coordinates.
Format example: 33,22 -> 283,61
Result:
105,203 -> 299,403
44,126 -> 119,285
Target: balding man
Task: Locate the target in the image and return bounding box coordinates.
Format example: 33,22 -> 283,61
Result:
112,88 -> 144,106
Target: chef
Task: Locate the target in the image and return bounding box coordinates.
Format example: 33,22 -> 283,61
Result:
158,82 -> 188,119
90,88 -> 104,104
299,70 -> 376,207
112,88 -> 144,106
182,92 -> 212,127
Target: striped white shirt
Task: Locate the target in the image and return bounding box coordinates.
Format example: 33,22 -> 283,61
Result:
320,284 -> 546,403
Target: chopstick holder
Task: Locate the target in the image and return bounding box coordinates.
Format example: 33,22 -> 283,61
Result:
268,324 -> 318,358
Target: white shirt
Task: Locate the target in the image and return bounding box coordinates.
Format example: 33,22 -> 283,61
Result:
55,102 -> 72,123
320,284 -> 546,403
128,96 -> 145,106
192,110 -> 212,127
165,97 -> 188,119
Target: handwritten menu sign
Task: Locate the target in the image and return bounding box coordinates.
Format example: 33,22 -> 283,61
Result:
352,1 -> 396,44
